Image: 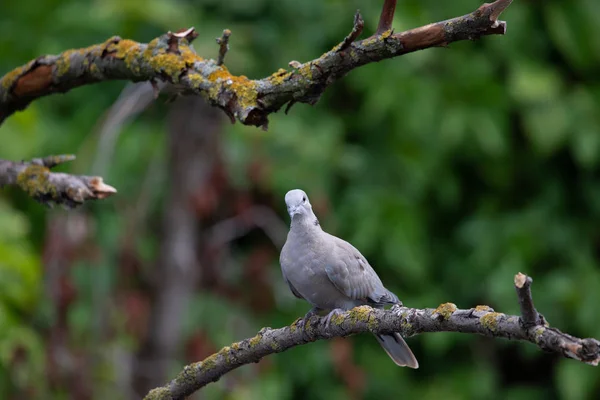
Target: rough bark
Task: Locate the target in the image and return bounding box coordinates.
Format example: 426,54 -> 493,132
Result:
144,273 -> 600,400
0,155 -> 116,208
0,0 -> 513,130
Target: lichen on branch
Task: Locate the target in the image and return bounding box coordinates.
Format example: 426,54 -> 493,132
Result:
1,0 -> 513,129
0,155 -> 116,208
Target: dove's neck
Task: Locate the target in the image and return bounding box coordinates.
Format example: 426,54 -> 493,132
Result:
290,211 -> 322,235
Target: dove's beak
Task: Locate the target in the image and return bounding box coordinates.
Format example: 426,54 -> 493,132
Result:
288,205 -> 300,217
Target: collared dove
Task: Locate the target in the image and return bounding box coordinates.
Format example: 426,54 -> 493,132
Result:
280,189 -> 418,368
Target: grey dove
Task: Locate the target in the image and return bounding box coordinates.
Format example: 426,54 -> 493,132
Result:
280,189 -> 418,368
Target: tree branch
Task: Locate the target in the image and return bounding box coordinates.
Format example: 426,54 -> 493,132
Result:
0,155 -> 116,208
376,0 -> 397,35
144,272 -> 600,399
0,0 -> 513,129
336,11 -> 365,52
216,29 -> 231,66
514,272 -> 543,328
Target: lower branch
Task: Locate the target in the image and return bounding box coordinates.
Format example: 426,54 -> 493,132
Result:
144,273 -> 600,400
0,155 -> 116,208
0,0 -> 513,129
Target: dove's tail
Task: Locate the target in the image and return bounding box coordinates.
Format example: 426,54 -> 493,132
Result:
374,333 -> 419,368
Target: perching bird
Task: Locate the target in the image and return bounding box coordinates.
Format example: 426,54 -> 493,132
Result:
280,189 -> 418,368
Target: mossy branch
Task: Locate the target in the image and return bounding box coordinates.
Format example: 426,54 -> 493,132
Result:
144,273 -> 600,400
0,155 -> 116,208
0,0 -> 513,129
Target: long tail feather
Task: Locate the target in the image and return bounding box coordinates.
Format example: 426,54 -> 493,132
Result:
374,333 -> 419,368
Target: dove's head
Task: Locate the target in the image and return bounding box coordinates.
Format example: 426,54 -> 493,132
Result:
285,189 -> 313,219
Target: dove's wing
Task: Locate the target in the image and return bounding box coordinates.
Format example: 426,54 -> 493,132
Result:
324,234 -> 399,306
283,273 -> 305,300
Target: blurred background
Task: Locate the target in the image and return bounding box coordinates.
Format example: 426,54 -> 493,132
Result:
1,0 -> 600,399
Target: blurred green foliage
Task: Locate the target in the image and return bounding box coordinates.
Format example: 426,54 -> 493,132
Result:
1,0 -> 600,399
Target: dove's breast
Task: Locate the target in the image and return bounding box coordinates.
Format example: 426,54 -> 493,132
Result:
281,229 -> 359,310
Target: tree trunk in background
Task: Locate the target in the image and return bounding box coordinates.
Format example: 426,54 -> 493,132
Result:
133,98 -> 223,396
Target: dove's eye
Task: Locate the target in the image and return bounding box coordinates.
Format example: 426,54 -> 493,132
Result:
302,196 -> 306,202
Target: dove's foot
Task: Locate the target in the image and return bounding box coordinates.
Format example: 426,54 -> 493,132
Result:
297,307 -> 321,331
324,308 -> 345,330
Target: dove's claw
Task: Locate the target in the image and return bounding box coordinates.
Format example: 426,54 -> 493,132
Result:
297,307 -> 321,331
324,308 -> 345,330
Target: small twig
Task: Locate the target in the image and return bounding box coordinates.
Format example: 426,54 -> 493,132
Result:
479,0 -> 513,24
514,272 -> 542,328
216,29 -> 231,66
336,10 -> 364,52
376,0 -> 397,35
284,100 -> 296,115
0,155 -> 116,208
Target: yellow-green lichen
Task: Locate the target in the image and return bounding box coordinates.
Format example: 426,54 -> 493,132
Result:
400,320 -> 413,332
201,353 -> 218,371
1,65 -> 26,91
248,334 -> 262,348
480,312 -> 502,332
149,54 -> 185,80
89,63 -> 100,77
180,45 -> 202,63
207,67 -> 258,110
266,68 -> 293,85
110,39 -> 138,59
98,37 -> 120,54
105,39 -> 142,74
144,387 -> 171,400
433,303 -> 457,320
289,321 -> 299,333
475,305 -> 493,312
329,312 -> 346,327
296,63 -> 313,80
270,341 -> 280,351
220,346 -> 231,364
16,165 -> 55,198
208,66 -> 232,82
231,342 -> 240,351
137,38 -> 203,83
55,49 -> 77,77
533,327 -> 545,343
361,35 -> 381,47
186,72 -> 205,89
347,305 -> 379,330
379,29 -> 393,40
228,76 -> 257,109
304,321 -> 316,335
171,362 -> 202,392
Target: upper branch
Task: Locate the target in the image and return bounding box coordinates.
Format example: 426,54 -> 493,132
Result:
144,273 -> 599,400
0,155 -> 116,208
216,29 -> 232,66
376,0 -> 397,35
0,0 -> 513,129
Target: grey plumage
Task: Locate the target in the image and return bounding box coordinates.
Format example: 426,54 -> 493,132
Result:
280,189 -> 418,368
